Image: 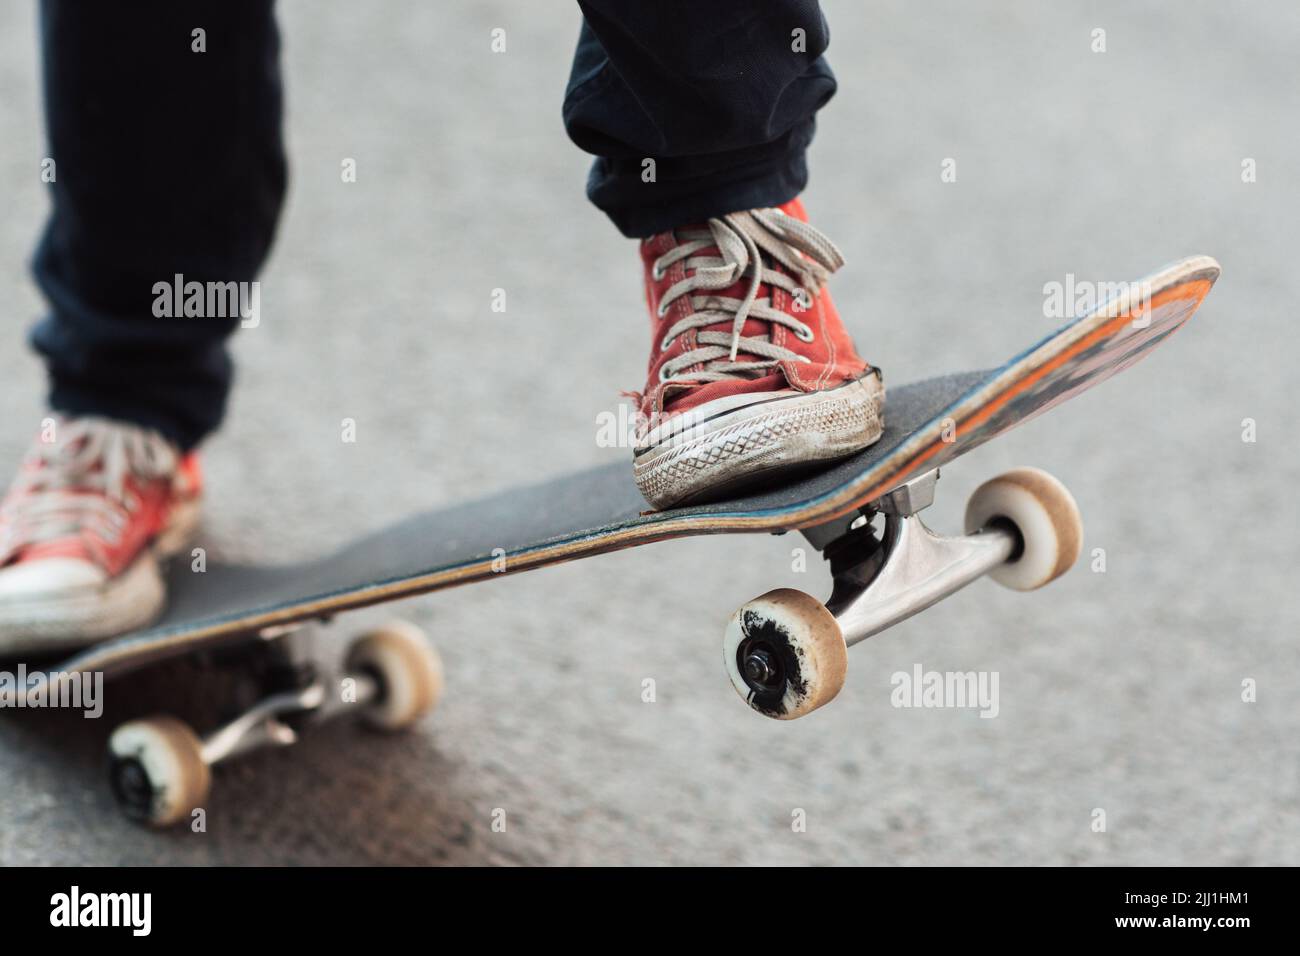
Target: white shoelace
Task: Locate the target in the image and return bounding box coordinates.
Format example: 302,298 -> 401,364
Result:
651,208 -> 846,384
0,418 -> 178,564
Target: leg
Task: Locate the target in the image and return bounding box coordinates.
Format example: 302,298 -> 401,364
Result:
0,1 -> 287,648
566,2 -> 880,509
30,0 -> 287,450
563,0 -> 836,238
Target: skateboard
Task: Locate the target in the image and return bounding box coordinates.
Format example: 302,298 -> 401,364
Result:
11,255 -> 1219,825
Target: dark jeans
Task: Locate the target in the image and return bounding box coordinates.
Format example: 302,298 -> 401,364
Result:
564,0 -> 836,236
31,0 -> 836,450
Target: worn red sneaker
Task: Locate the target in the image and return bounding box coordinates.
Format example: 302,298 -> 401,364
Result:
631,198 -> 884,508
0,417 -> 201,653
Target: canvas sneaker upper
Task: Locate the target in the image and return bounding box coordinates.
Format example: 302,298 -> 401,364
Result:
0,416 -> 200,650
629,198 -> 885,508
634,197 -> 878,429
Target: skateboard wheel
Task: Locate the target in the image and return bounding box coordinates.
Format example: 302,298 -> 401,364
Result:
346,621 -> 444,731
964,467 -> 1083,591
108,716 -> 211,828
723,588 -> 847,719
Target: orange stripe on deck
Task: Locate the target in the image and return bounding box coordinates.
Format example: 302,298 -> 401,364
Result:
852,278 -> 1212,506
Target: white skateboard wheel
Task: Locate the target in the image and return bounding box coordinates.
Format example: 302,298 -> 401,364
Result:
108,715 -> 211,827
964,467 -> 1083,591
346,621 -> 444,731
724,588 -> 847,719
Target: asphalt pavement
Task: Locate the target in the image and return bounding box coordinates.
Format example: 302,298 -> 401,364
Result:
0,0 -> 1295,865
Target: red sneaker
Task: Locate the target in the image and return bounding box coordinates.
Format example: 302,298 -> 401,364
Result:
631,198 -> 884,508
0,417 -> 201,653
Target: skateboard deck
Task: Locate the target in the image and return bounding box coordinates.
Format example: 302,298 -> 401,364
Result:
11,255 -> 1219,824
18,255 -> 1219,684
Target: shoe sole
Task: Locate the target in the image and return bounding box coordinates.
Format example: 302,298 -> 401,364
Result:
634,374 -> 886,509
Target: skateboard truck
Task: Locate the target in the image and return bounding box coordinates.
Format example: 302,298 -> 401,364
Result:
822,469 -> 1016,648
193,624 -> 389,765
107,621 -> 444,827
723,466 -> 1083,720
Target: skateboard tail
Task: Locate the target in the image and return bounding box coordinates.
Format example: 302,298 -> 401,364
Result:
794,255 -> 1221,528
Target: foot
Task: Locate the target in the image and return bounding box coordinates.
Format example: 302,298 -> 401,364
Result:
632,198 -> 884,508
0,417 -> 201,654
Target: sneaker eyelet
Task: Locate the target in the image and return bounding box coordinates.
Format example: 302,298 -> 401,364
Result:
659,334 -> 675,352
658,364 -> 674,383
795,325 -> 815,343
656,299 -> 670,318
651,261 -> 666,281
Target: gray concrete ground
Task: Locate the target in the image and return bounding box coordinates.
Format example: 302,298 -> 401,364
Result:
0,1 -> 1296,865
